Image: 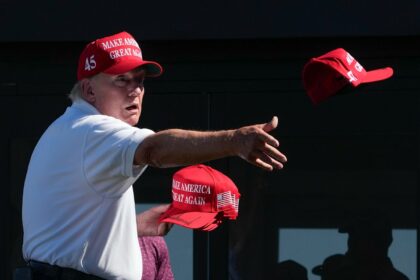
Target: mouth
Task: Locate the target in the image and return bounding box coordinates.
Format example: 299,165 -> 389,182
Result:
125,104 -> 139,112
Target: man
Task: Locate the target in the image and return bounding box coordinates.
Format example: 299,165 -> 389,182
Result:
21,31 -> 287,279
312,210 -> 409,280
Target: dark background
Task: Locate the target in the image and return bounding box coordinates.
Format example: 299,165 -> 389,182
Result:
1,1 -> 419,279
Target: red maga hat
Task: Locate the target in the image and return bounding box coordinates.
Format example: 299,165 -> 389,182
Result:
77,31 -> 162,80
302,48 -> 393,104
159,164 -> 240,231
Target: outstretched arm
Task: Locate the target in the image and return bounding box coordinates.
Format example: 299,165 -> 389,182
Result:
135,116 -> 287,171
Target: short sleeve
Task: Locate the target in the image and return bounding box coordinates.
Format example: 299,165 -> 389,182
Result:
82,116 -> 154,197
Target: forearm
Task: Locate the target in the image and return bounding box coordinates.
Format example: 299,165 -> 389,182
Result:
135,117 -> 287,171
135,129 -> 236,168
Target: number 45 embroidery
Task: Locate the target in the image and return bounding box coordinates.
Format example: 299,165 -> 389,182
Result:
84,55 -> 96,71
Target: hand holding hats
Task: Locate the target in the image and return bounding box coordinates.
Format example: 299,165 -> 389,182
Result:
137,204 -> 173,236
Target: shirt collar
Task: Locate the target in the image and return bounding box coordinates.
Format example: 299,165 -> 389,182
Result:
71,98 -> 101,115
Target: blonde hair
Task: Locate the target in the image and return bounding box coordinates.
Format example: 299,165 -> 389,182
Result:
68,75 -> 101,102
68,80 -> 83,102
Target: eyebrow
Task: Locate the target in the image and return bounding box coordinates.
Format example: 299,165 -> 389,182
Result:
113,74 -> 134,82
113,70 -> 146,82
117,72 -> 145,78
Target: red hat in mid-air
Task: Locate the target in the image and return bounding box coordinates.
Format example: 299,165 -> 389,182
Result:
303,48 -> 393,104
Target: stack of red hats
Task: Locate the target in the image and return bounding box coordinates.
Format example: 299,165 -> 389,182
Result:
159,164 -> 240,231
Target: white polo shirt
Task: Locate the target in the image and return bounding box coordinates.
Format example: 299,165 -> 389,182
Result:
22,99 -> 154,280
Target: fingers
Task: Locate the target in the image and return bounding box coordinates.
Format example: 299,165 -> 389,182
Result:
261,116 -> 278,133
261,142 -> 287,163
157,222 -> 174,236
234,116 -> 287,171
255,116 -> 280,146
151,204 -> 171,214
138,220 -> 172,236
244,117 -> 287,170
137,204 -> 172,236
257,129 -> 280,148
248,149 -> 286,171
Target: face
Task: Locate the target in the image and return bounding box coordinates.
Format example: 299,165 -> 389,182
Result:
83,69 -> 146,126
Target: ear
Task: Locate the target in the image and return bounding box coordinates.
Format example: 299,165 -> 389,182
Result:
80,79 -> 96,103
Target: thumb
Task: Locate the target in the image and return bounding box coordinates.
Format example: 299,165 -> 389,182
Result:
157,222 -> 173,236
151,204 -> 171,215
262,116 -> 278,132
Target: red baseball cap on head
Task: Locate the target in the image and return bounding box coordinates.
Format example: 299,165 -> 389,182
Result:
302,48 -> 393,104
77,31 -> 163,80
159,164 -> 240,231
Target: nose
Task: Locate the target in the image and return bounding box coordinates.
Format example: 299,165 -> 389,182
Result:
128,86 -> 144,97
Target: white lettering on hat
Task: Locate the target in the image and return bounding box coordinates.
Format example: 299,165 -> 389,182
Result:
123,37 -> 140,48
172,179 -> 181,190
108,47 -> 142,60
101,38 -> 123,50
347,70 -> 358,82
172,190 -> 207,205
172,191 -> 184,203
346,52 -> 354,65
109,48 -> 133,59
132,48 -> 142,59
354,62 -> 364,72
184,195 -> 206,205
84,55 -> 96,71
181,183 -> 211,194
101,38 -> 140,50
172,180 -> 211,194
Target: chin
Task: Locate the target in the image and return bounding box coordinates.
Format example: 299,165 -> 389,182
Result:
127,117 -> 140,126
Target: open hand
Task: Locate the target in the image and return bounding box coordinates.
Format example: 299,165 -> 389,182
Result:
232,116 -> 287,171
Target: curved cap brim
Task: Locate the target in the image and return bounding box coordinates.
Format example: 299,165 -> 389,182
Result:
311,265 -> 323,275
363,67 -> 393,83
104,60 -> 163,78
159,207 -> 219,229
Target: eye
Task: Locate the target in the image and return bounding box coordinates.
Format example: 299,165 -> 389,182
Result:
136,78 -> 145,89
114,76 -> 129,88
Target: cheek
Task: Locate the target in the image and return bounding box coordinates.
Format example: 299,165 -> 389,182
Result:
137,92 -> 145,104
98,96 -> 114,110
95,92 -> 123,115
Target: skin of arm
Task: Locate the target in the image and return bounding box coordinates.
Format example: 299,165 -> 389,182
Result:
135,117 -> 287,236
134,116 -> 287,171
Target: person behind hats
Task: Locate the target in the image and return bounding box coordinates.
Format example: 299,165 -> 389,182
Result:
275,260 -> 308,280
313,210 -> 408,280
136,210 -> 174,280
138,236 -> 174,280
312,254 -> 354,280
21,31 -> 287,280
339,211 -> 408,280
